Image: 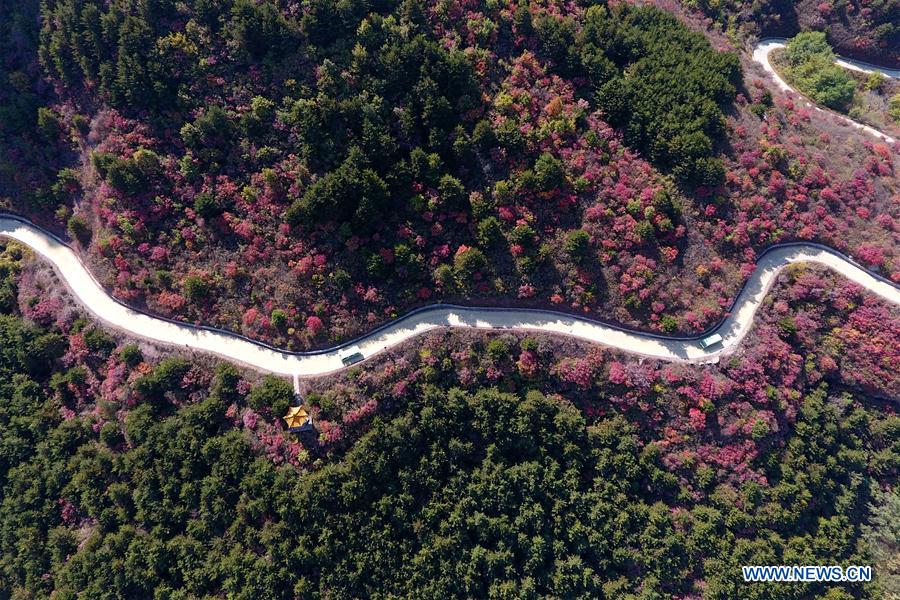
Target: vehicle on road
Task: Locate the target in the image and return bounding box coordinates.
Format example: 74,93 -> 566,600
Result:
339,345 -> 365,366
699,333 -> 723,349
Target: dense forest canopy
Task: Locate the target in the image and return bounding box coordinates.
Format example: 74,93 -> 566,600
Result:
35,0 -> 737,220
574,5 -> 740,185
0,0 -> 70,209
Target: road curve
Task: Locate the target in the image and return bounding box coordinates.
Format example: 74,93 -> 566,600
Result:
752,38 -> 897,143
2,215 -> 899,376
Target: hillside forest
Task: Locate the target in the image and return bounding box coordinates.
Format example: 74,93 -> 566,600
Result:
1,0 -> 897,350
0,1 -> 899,597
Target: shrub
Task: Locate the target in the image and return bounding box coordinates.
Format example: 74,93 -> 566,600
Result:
119,344 -> 143,367
476,217 -> 503,247
270,309 -> 287,328
634,220 -> 655,241
564,230 -> 591,262
365,253 -> 387,278
660,315 -> 679,333
889,94 -> 900,122
67,215 -> 91,245
777,316 -> 797,335
864,72 -> 886,91
182,275 -> 211,301
521,337 -> 539,352
453,247 -> 488,281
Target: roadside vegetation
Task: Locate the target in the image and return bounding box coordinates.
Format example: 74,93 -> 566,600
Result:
854,75 -> 900,133
690,0 -> 899,67
778,32 -> 857,111
770,31 -> 900,135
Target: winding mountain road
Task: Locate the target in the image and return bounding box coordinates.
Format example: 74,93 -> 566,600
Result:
752,38 -> 898,143
2,215 -> 899,376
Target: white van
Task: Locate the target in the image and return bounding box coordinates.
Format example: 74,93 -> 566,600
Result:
698,333 -> 723,349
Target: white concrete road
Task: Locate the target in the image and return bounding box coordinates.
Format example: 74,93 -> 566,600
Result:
752,38 -> 897,143
2,216 -> 898,376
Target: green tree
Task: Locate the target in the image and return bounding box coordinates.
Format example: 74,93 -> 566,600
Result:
131,357 -> 191,402
438,174 -> 466,209
581,5 -> 739,185
533,152 -> 566,192
784,31 -> 832,66
476,216 -> 503,247
119,344 -> 143,367
453,247 -> 488,282
863,488 -> 900,597
247,375 -> 294,417
193,192 -> 223,218
181,106 -> 234,166
67,215 -> 91,244
790,57 -> 856,111
36,107 -> 62,140
227,0 -> 292,60
19,331 -> 65,376
285,147 -> 389,231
